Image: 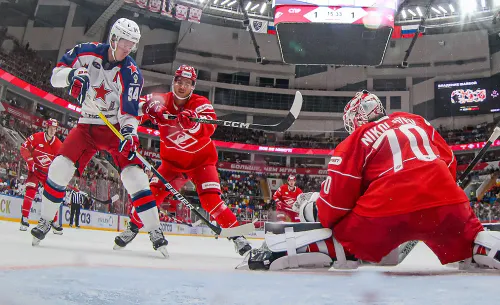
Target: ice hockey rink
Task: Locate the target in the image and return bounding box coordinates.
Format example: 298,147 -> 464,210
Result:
0,221 -> 498,305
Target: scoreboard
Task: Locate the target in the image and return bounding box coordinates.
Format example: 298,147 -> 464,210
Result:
273,0 -> 399,65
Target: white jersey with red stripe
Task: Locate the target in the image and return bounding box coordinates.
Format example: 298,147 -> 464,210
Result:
51,42 -> 144,132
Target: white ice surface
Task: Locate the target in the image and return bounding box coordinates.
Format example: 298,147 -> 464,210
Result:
0,221 -> 497,305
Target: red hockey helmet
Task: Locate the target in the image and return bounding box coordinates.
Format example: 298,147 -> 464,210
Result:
174,65 -> 197,84
46,118 -> 59,128
288,175 -> 296,181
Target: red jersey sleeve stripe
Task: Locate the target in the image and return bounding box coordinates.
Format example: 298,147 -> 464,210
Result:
327,169 -> 362,179
318,196 -> 351,211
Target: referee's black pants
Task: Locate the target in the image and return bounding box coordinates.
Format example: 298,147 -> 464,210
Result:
70,204 -> 81,227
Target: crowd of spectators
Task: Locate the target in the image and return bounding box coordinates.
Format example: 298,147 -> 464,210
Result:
2,30 -> 500,224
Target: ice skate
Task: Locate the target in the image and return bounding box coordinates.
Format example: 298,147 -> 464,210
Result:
148,228 -> 169,258
51,222 -> 63,235
231,236 -> 252,256
31,218 -> 52,246
19,216 -> 29,231
114,222 -> 139,250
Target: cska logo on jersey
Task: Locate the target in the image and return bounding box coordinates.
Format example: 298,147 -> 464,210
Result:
93,81 -> 112,103
128,63 -> 138,75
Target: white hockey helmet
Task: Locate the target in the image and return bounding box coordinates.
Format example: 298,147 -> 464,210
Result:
343,90 -> 386,134
109,18 -> 141,56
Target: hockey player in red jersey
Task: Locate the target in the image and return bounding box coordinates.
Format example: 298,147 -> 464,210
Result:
273,175 -> 303,222
114,65 -> 252,255
30,18 -> 168,257
19,118 -> 63,234
244,90 -> 500,272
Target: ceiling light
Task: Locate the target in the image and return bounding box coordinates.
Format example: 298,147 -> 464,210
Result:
416,6 -> 423,17
438,5 -> 447,13
245,1 -> 251,10
407,9 -> 417,17
431,7 -> 441,14
250,4 -> 259,10
260,2 -> 267,14
401,10 -> 407,18
449,4 -> 455,13
228,0 -> 237,6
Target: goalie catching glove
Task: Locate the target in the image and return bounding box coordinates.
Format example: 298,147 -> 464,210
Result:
118,125 -> 139,161
67,67 -> 90,105
294,192 -> 320,222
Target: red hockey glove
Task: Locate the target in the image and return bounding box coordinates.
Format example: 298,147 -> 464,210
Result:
177,109 -> 199,131
67,67 -> 90,105
26,159 -> 35,173
141,97 -> 170,125
118,125 -> 140,161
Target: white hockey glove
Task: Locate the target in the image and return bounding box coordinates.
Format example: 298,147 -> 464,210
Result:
294,192 -> 320,222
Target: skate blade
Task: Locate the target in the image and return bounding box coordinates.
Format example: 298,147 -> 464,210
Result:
157,245 -> 169,258
32,237 -> 41,246
113,244 -> 125,250
20,226 -> 28,231
52,230 -> 63,235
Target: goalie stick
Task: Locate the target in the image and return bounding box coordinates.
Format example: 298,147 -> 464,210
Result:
163,91 -> 303,132
84,100 -> 255,238
397,123 -> 500,264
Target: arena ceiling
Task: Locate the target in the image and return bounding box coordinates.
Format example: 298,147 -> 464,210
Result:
76,0 -> 500,33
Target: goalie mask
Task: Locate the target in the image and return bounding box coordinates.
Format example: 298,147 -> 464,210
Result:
343,90 -> 386,134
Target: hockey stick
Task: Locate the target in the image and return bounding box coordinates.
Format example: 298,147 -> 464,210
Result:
397,123 -> 500,264
66,186 -> 119,205
85,103 -> 255,237
163,91 -> 303,132
71,57 -> 254,237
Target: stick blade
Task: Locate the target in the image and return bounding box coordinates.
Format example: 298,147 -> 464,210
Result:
289,91 -> 303,119
218,222 -> 256,238
273,91 -> 303,132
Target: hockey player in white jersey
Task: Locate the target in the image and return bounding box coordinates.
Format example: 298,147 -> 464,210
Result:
31,18 -> 169,257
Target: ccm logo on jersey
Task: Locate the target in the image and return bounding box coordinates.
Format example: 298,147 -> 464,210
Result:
329,157 -> 342,165
288,8 -> 301,13
201,182 -> 221,190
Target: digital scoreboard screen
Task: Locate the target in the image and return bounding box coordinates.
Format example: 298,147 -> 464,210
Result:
273,0 -> 398,65
434,78 -> 500,117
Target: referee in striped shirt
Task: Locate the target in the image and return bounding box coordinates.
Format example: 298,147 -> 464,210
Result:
69,184 -> 85,228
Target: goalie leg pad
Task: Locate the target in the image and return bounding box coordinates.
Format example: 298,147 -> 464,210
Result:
473,230 -> 500,270
264,223 -> 332,252
263,222 -> 333,270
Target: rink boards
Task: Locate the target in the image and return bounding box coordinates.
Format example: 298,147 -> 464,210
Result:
0,194 -> 266,238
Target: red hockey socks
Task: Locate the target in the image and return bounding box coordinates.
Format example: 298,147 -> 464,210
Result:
21,187 -> 37,218
199,193 -> 238,228
129,208 -> 144,229
306,237 -> 338,259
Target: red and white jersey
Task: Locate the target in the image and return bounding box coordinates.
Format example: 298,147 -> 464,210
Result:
273,184 -> 303,212
141,92 -> 217,172
20,132 -> 62,176
316,112 -> 469,229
